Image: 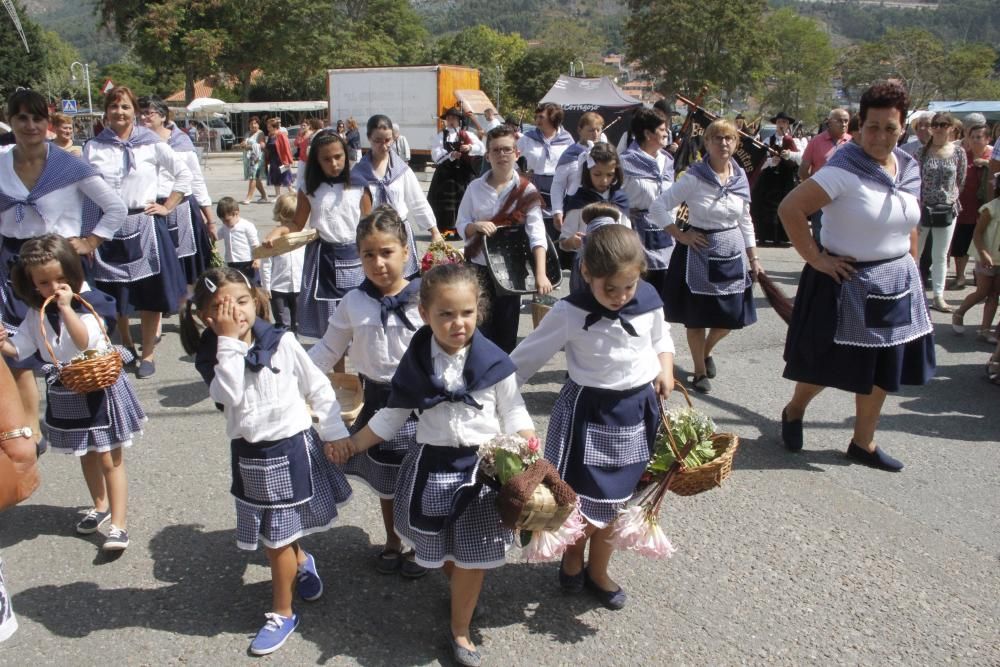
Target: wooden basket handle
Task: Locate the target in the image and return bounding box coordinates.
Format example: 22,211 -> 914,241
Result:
38,293 -> 114,366
658,380 -> 697,469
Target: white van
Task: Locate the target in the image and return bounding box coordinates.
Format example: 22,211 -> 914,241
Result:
175,117 -> 236,151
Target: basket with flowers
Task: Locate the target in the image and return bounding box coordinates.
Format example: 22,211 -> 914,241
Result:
609,382 -> 740,559
478,434 -> 586,562
420,239 -> 465,274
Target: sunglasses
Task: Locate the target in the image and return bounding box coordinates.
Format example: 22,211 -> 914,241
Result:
931,122 -> 951,129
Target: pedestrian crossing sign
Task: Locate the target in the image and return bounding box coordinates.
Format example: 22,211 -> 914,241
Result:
61,99 -> 78,114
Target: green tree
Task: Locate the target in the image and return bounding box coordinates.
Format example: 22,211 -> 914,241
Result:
940,43 -> 1000,99
0,3 -> 83,103
760,9 -> 836,125
840,28 -> 947,109
435,25 -> 528,113
97,0 -> 229,103
625,0 -> 773,99
507,45 -> 576,110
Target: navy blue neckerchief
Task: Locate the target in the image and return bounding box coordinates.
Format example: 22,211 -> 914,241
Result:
166,124 -> 196,153
564,280 -> 663,338
0,145 -> 100,226
687,158 -> 751,203
556,142 -> 588,169
824,142 -> 921,199
523,126 -> 574,162
43,287 -> 119,335
92,125 -> 161,175
195,320 -> 286,408
386,325 -> 516,412
563,185 -> 630,218
350,151 -> 407,209
356,278 -> 420,332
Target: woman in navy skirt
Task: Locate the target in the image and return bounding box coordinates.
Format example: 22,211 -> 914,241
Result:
777,82 -> 935,472
649,119 -> 764,393
84,86 -> 191,379
0,89 -> 126,441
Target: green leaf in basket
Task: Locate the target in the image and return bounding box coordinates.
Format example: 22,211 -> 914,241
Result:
494,449 -> 524,485
519,530 -> 533,548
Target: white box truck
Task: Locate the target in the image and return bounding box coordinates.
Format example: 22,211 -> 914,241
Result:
327,65 -> 493,170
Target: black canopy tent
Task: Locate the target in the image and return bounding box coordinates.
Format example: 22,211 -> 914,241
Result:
539,75 -> 643,146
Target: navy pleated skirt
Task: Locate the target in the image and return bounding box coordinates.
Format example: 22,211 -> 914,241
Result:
783,263 -> 936,395
661,243 -> 757,329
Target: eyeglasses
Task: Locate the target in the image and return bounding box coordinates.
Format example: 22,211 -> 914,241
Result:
489,146 -> 515,155
139,110 -> 161,117
931,122 -> 951,129
710,135 -> 737,144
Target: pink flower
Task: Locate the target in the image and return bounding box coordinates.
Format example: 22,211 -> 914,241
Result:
526,436 -> 540,454
608,505 -> 676,559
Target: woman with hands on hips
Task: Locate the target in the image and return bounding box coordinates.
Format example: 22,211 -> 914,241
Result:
777,82 -> 935,472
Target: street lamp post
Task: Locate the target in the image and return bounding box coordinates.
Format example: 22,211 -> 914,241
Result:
495,65 -> 502,113
69,61 -> 92,114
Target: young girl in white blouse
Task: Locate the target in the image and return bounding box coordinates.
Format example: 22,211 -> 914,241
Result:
550,111 -> 606,230
511,225 -> 674,611
263,130 -> 365,339
0,235 -> 145,552
329,263 -> 536,667
179,267 -> 353,656
350,114 -> 442,277
308,205 -> 424,578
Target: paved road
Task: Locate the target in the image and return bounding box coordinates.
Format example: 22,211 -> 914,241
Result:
1,155 -> 997,665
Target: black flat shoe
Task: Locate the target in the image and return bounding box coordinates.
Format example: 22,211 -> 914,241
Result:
558,556 -> 584,593
704,356 -> 717,379
846,441 -> 903,472
583,568 -> 627,610
781,408 -> 803,452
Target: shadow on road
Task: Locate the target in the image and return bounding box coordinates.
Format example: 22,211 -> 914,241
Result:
11,521 -> 603,663
158,380 -> 210,408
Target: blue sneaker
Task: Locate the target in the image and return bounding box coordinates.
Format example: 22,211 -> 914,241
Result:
249,612 -> 299,656
296,552 -> 323,601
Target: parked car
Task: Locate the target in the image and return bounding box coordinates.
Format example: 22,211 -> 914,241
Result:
175,117 -> 236,151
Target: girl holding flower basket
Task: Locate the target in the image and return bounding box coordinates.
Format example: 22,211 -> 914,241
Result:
511,225 -> 675,609
328,263 -> 537,667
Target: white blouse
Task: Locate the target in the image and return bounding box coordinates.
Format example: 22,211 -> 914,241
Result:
809,160 -> 920,261
622,150 -> 672,212
260,245 -> 305,294
510,298 -> 674,391
158,149 -> 212,207
517,127 -> 573,176
456,170 -> 548,267
217,218 -> 259,263
649,171 -> 756,248
9,284 -> 105,364
0,148 -> 126,241
210,332 -> 349,443
549,145 -> 587,215
558,191 -> 631,243
430,129 -> 485,164
367,337 -> 534,447
300,181 -> 363,244
364,167 -> 437,231
307,286 -> 421,381
84,140 -> 192,210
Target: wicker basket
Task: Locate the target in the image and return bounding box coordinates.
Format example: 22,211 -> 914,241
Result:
530,295 -> 556,329
40,294 -> 122,394
659,381 -> 740,496
516,484 -> 575,532
482,226 -> 562,296
252,229 -> 318,259
328,372 -> 364,425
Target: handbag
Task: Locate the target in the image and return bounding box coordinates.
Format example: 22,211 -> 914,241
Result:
0,449 -> 39,512
921,203 -> 955,228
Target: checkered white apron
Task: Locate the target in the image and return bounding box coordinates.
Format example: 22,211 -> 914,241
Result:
685,226 -> 751,296
91,210 -> 161,283
833,254 -> 933,348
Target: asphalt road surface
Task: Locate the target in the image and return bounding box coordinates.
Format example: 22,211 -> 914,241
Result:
1,155 -> 997,665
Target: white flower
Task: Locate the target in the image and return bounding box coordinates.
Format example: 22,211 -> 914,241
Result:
608,505 -> 676,560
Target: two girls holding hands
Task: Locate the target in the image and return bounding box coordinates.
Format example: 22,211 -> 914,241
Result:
180,267 -> 353,655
